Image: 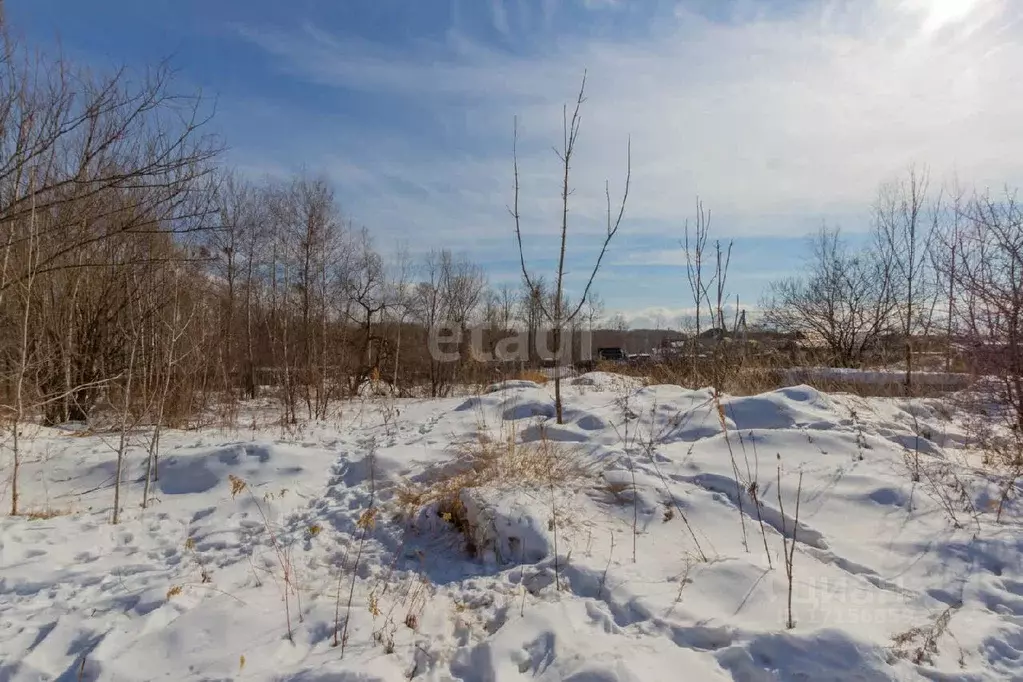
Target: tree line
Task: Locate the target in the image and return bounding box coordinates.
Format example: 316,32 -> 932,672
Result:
0,32 -> 625,512
758,169 -> 1019,396
3,24 -> 1022,514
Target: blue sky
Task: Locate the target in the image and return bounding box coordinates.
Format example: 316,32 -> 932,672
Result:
9,0 -> 1023,327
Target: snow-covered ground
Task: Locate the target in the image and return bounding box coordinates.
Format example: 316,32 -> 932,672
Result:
2,373 -> 1021,681
784,367 -> 973,390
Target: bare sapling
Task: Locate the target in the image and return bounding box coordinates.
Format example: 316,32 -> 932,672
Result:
714,392 -> 749,552
624,395 -> 638,562
8,172 -> 38,516
740,428 -> 772,569
614,392 -> 711,562
994,441 -> 1022,522
112,331 -> 140,525
683,198 -> 710,374
681,199 -> 737,386
511,70 -> 631,423
873,167 -> 940,394
341,440 -> 377,657
388,244 -> 414,390
142,270 -> 197,509
628,454 -> 638,564
599,531 -> 615,598
229,475 -> 299,641
608,390 -> 641,562
332,541 -> 352,648
776,457 -> 803,630
542,428 -> 563,589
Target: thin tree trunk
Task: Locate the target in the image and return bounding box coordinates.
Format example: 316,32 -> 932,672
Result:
10,178 -> 38,516
143,271 -> 183,509
113,334 -> 139,525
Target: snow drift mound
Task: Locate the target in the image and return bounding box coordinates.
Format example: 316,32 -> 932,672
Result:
570,371 -> 645,392
459,488 -> 557,564
722,385 -> 835,431
3,375 -> 1021,681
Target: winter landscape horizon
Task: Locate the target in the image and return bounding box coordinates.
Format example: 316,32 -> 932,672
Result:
3,1 -> 1023,681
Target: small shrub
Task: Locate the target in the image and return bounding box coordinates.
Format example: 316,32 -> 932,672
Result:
888,604 -> 960,665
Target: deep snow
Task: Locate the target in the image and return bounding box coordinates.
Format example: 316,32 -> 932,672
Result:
1,373 -> 1021,681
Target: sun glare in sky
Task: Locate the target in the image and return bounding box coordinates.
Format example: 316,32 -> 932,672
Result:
900,0 -> 990,34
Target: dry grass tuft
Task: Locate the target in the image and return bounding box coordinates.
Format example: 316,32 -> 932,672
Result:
22,507 -> 72,520
228,474 -> 247,499
597,478 -> 632,504
397,426 -> 593,552
888,604 -> 961,666
513,370 -> 549,385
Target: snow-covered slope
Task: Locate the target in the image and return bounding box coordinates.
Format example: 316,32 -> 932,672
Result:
1,375 -> 1021,681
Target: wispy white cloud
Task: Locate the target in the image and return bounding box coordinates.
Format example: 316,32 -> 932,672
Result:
236,0 -> 1022,245
229,0 -> 1023,313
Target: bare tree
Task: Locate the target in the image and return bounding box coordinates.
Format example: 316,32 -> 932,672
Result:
142,266 -> 198,508
609,312 -> 629,332
874,167 -> 940,391
947,191 -> 1023,430
511,72 -> 631,423
6,170 -> 38,515
517,278 -> 548,368
0,48 -> 220,297
584,291 -> 605,333
112,321 -> 140,525
0,33 -> 219,422
682,198 -> 712,344
413,252 -> 446,396
411,249 -> 485,396
240,185 -> 271,399
385,244 -> 415,389
262,192 -> 297,424
344,228 -> 387,394
763,226 -> 896,367
304,177 -> 345,417
496,283 -> 516,333
209,171 -> 268,402
680,198 -> 736,383
932,181 -> 967,374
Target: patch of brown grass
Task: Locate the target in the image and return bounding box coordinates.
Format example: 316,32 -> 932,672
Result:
722,366 -> 787,395
22,507 -> 72,520
513,370 -> 549,385
596,477 -> 633,504
397,426 -> 593,549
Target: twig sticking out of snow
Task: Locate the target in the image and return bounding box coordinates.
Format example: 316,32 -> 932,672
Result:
775,458 -> 803,630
